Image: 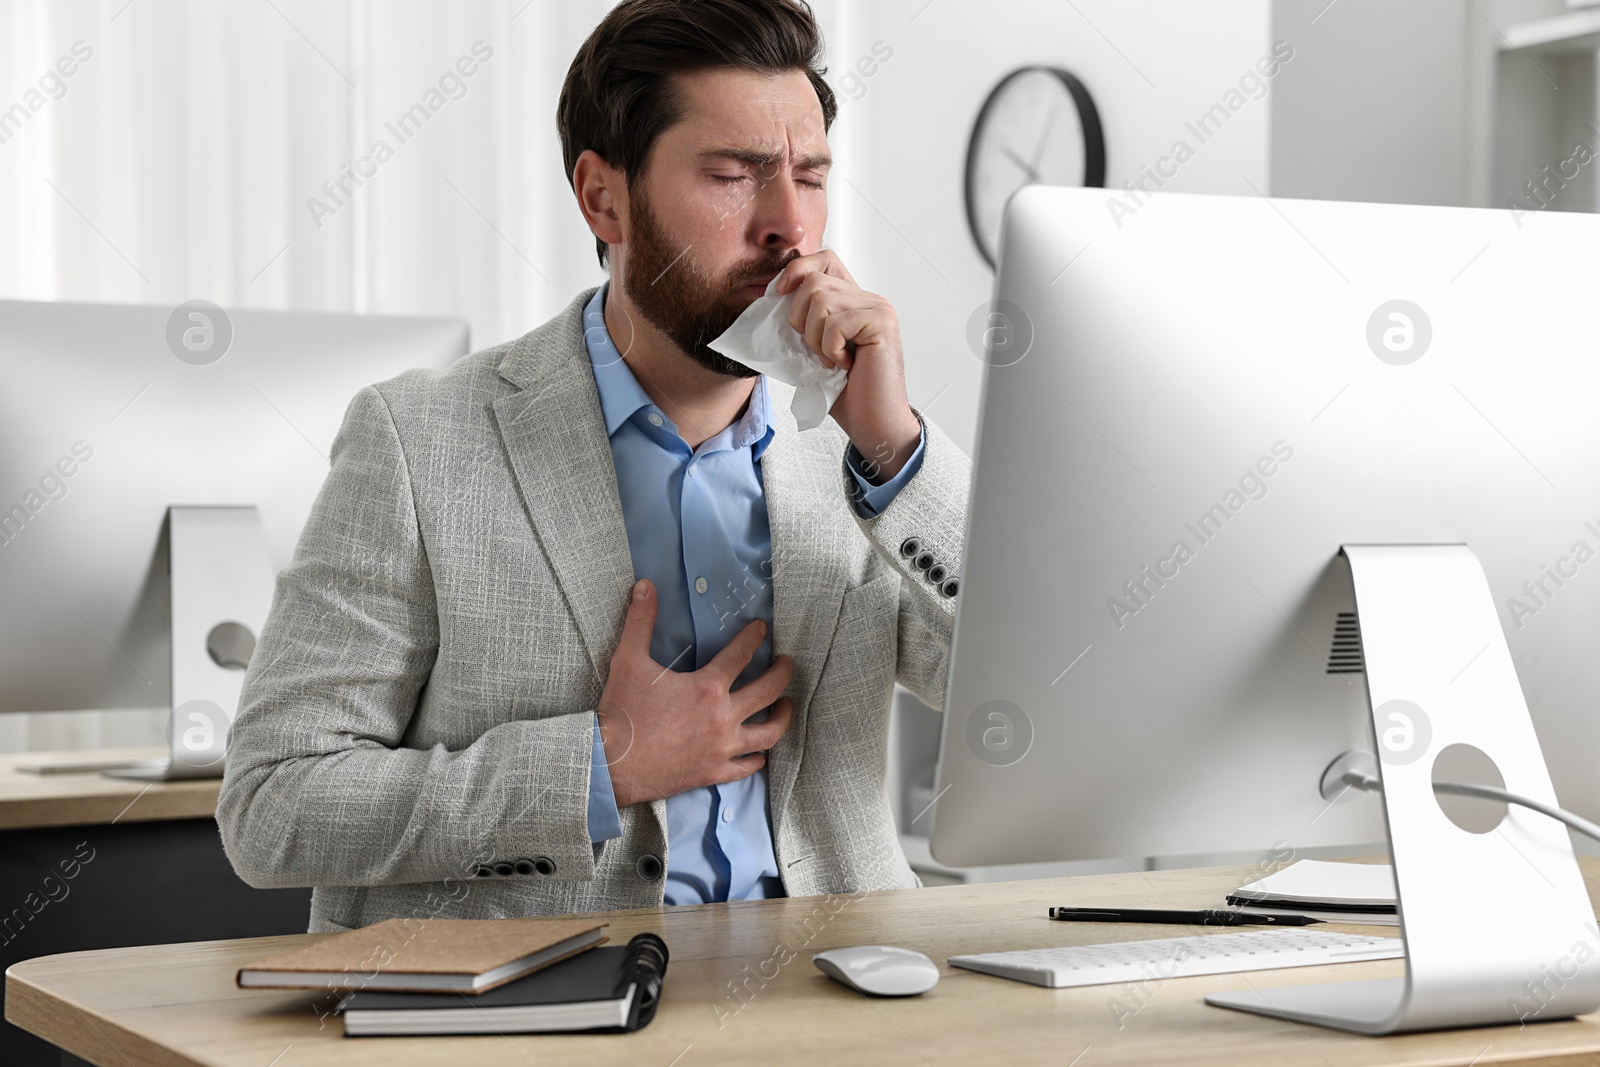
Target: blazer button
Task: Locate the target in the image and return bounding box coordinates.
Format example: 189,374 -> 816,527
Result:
940,576 -> 960,598
927,562 -> 949,583
899,537 -> 922,558
636,853 -> 663,881
493,861 -> 516,878
513,858 -> 535,876
472,865 -> 495,878
533,856 -> 557,876
914,551 -> 936,572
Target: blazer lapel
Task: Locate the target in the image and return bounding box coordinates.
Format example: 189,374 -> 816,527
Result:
760,381 -> 851,833
490,288 -> 635,690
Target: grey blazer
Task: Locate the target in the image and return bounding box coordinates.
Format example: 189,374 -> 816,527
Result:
215,285 -> 972,931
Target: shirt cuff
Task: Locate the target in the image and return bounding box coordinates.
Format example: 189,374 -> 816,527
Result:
587,716 -> 623,843
846,424 -> 927,519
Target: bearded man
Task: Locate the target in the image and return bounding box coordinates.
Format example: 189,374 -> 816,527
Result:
217,0 -> 971,929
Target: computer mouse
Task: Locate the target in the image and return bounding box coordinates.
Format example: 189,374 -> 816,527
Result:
812,945 -> 940,996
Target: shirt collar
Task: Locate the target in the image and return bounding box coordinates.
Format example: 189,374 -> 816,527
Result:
583,280 -> 775,460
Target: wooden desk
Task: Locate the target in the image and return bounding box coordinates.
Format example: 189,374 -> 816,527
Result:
12,860 -> 1600,1067
0,746 -> 311,1067
0,746 -> 220,830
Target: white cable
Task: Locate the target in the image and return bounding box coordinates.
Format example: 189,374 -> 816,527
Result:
1341,771 -> 1600,845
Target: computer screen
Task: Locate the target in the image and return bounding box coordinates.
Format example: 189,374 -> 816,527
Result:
931,186 -> 1600,869
0,299 -> 468,715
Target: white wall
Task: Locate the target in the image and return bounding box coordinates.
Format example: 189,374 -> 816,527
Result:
1269,0 -> 1600,214
1269,0 -> 1472,207
1486,1 -> 1600,214
835,0 -> 1276,458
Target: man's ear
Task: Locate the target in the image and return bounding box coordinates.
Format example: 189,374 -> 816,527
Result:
573,149 -> 626,250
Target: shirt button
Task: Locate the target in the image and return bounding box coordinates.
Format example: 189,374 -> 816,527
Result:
721,806 -> 734,823
695,577 -> 708,594
647,411 -> 664,427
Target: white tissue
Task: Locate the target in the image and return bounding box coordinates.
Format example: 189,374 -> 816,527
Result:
706,275 -> 848,431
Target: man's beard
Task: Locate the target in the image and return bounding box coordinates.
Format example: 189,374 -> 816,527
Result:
621,183 -> 797,379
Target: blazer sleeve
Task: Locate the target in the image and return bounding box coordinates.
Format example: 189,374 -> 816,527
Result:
215,384 -> 603,890
840,407 -> 972,712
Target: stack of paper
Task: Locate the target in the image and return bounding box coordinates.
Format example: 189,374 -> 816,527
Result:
1228,859 -> 1399,925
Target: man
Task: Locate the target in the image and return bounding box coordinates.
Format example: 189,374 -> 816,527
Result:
216,0 -> 970,930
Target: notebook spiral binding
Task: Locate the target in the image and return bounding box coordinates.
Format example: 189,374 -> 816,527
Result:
614,932 -> 670,1031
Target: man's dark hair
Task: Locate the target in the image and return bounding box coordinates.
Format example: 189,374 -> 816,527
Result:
558,0 -> 838,270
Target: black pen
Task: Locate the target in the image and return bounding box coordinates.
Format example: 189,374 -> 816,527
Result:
1048,907 -> 1324,926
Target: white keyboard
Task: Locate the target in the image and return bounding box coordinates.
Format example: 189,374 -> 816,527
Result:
949,929 -> 1403,988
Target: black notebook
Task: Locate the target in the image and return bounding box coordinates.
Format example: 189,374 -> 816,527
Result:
339,932 -> 668,1037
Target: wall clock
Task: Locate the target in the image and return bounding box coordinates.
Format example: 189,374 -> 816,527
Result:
965,66 -> 1106,269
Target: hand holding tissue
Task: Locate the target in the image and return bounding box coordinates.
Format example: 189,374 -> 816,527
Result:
707,275 -> 848,431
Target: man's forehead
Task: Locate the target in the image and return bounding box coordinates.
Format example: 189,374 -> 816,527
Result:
668,68 -> 828,158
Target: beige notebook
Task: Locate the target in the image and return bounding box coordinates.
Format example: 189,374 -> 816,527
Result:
237,918 -> 609,994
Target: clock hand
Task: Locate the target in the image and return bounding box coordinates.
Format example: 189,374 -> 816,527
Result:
1001,145 -> 1040,182
1030,100 -> 1061,171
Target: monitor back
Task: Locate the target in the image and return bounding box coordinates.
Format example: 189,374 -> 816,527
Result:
931,185 -> 1600,868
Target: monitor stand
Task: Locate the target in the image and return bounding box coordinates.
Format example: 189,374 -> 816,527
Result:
1206,544 -> 1600,1034
20,506 -> 276,780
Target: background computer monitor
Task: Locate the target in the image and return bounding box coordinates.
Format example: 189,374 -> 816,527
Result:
0,299 -> 469,715
930,185 -> 1600,869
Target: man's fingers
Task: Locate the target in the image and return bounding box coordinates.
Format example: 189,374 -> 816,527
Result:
619,579 -> 660,665
775,252 -> 827,297
732,654 -> 793,716
801,291 -> 832,363
797,290 -> 877,372
776,249 -> 856,296
742,697 -> 794,751
813,306 -> 870,373
707,617 -> 766,682
786,270 -> 842,336
718,751 -> 767,784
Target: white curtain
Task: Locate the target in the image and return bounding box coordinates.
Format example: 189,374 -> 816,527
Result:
0,0 -> 868,750
6,0 -> 625,338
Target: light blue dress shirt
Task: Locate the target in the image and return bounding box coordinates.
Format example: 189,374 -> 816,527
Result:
581,280 -> 924,904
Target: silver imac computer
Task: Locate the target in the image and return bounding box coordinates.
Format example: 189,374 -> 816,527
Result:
932,186 -> 1600,1032
0,299 -> 468,778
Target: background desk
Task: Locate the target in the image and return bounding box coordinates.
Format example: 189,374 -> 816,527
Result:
0,747 -> 311,1066
12,859 -> 1600,1067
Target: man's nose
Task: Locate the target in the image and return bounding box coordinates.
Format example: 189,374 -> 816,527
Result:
751,172 -> 806,252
